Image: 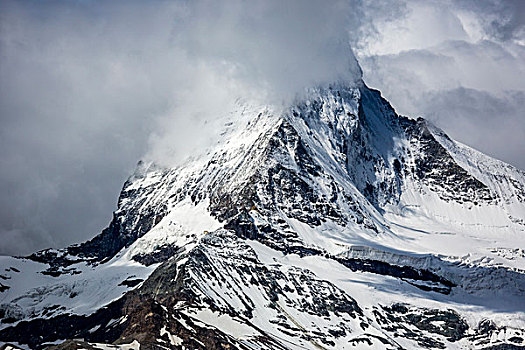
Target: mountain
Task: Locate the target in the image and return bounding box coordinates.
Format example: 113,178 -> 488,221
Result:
1,79 -> 524,350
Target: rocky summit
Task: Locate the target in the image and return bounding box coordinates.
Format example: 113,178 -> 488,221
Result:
1,79 -> 524,350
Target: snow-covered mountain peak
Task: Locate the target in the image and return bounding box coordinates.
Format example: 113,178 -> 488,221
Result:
1,80 -> 524,349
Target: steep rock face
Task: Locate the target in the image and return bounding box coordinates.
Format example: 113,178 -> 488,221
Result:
1,81 -> 524,349
290,85 -> 496,209
404,119 -> 494,205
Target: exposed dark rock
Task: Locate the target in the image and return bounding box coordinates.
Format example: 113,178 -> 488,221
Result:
377,303 -> 469,348
405,119 -> 494,204
335,256 -> 455,294
225,211 -> 259,240
479,319 -> 498,334
132,245 -> 181,266
118,278 -> 144,288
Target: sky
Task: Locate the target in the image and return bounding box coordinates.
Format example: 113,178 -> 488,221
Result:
0,0 -> 523,255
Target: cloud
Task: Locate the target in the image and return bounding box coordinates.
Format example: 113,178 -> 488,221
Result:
454,0 -> 525,43
147,0 -> 366,166
176,1 -> 363,100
